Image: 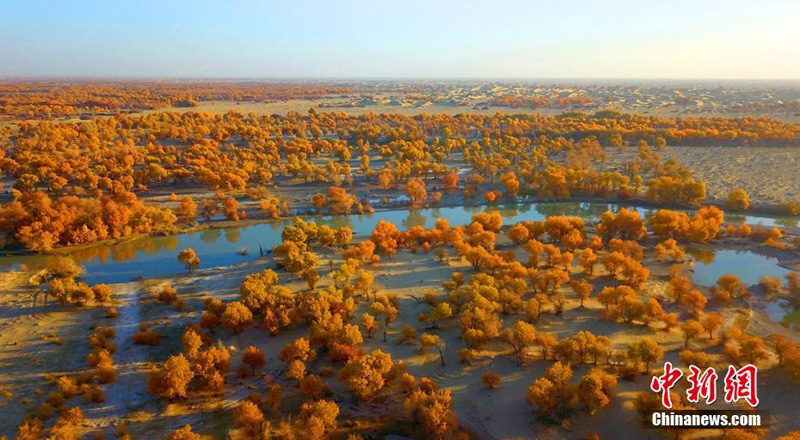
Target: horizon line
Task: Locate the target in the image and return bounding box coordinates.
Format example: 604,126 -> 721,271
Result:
2,75 -> 800,83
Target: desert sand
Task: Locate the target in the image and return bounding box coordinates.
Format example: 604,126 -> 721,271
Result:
2,222 -> 799,438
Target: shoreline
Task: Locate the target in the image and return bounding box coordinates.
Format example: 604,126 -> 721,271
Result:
0,194 -> 796,259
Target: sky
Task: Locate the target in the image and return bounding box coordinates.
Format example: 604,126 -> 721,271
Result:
1,0 -> 799,80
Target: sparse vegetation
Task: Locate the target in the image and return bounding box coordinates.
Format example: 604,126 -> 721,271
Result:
1,78 -> 799,440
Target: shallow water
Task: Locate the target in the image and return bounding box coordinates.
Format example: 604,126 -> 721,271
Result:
763,299 -> 800,329
691,249 -> 791,287
0,201 -> 792,285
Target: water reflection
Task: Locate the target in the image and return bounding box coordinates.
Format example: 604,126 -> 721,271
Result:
687,248 -> 717,265
402,210 -> 427,229
0,201 -> 793,285
781,308 -> 800,329
488,204 -> 519,218
536,201 -> 615,219
201,229 -> 221,244
224,228 -> 241,244
764,299 -> 800,330
692,249 -> 791,287
326,215 -> 354,230
775,217 -> 799,228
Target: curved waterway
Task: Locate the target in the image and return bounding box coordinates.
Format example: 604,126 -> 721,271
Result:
0,201 -> 794,285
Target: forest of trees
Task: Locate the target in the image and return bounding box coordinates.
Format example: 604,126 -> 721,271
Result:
20,200 -> 800,438
3,83 -> 800,439
2,104 -> 798,252
0,82 -> 360,120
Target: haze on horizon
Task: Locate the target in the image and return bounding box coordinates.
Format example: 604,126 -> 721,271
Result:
2,0 -> 799,80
